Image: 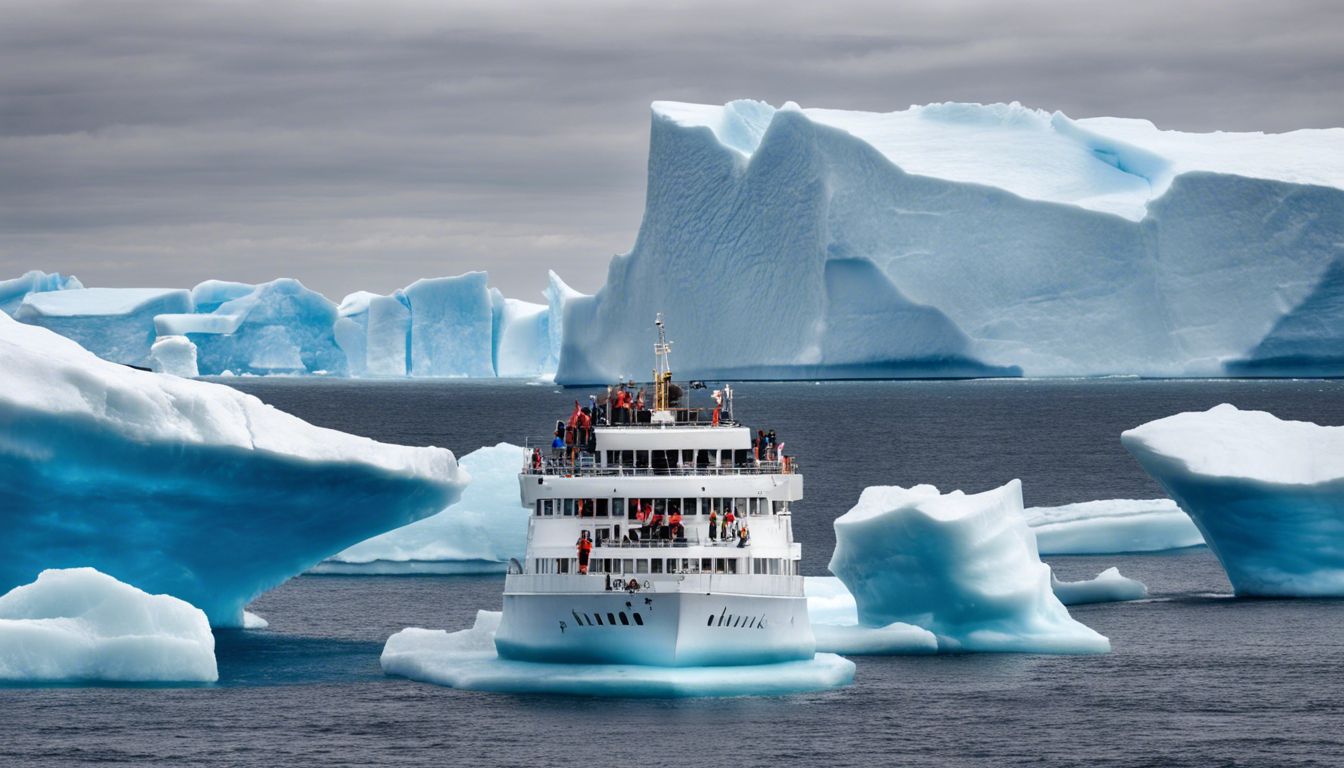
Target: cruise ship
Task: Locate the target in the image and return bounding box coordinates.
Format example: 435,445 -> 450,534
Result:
494,316 -> 814,667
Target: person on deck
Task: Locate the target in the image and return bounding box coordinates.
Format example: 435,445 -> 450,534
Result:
737,525 -> 749,548
576,532 -> 592,575
669,510 -> 683,539
708,509 -> 718,541
724,508 -> 736,540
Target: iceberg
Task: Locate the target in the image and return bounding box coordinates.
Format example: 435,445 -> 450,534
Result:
154,278 -> 346,376
492,295 -> 550,379
334,290 -> 412,378
14,287 -> 191,368
828,480 -> 1110,653
0,568 -> 217,683
1123,404 -> 1344,596
556,99 -> 1344,383
1020,498 -> 1204,554
405,273 -> 495,378
317,443 -> 529,574
1050,568 -> 1149,605
0,270 -> 82,315
148,335 -> 200,378
381,610 -> 855,697
0,313 -> 465,625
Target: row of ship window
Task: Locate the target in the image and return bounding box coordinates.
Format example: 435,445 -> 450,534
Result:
535,557 -> 799,576
533,497 -> 787,517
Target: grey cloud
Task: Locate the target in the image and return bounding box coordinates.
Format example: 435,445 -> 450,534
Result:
2,0 -> 1341,300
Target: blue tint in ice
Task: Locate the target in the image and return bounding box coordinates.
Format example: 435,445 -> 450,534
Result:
829,480 -> 1111,653
381,611 -> 855,698
0,270 -> 82,314
0,568 -> 217,683
1019,498 -> 1204,554
15,287 -> 191,367
405,273 -> 494,377
1124,404 -> 1344,596
0,314 -> 466,626
318,443 -> 528,574
155,278 -> 346,376
556,100 -> 1344,383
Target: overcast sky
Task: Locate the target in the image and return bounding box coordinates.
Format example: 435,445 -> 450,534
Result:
3,0 -> 1341,301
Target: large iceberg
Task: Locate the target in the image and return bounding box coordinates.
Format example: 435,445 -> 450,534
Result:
1123,404 -> 1344,596
0,313 -> 465,625
828,480 -> 1110,653
406,273 -> 495,377
0,568 -> 217,683
154,278 -> 346,376
317,443 -> 529,574
556,100 -> 1344,383
1020,498 -> 1204,554
14,287 -> 191,368
381,610 -> 855,697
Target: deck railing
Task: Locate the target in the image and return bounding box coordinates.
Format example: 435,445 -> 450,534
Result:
520,453 -> 798,478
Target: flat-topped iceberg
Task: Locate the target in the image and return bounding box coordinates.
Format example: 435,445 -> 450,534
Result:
555,100 -> 1344,383
15,287 -> 191,368
381,610 -> 855,697
0,313 -> 465,626
0,568 -> 217,683
1020,498 -> 1204,554
317,443 -> 528,574
0,270 -> 82,315
1123,404 -> 1344,596
828,480 -> 1110,653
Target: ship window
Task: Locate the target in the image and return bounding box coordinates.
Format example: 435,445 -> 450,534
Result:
562,499 -> 576,517
735,498 -> 748,516
556,558 -> 569,574
633,613 -> 644,626
636,560 -> 648,574
619,612 -> 629,626
683,497 -> 697,516
572,610 -> 585,626
607,612 -> 617,625
594,613 -> 603,625
636,451 -> 649,469
715,558 -> 726,574
596,498 -> 609,517
752,560 -> 763,575
623,559 -> 633,574
707,615 -> 714,626
650,559 -> 663,574
702,558 -> 712,572
727,559 -> 738,575
773,500 -> 787,515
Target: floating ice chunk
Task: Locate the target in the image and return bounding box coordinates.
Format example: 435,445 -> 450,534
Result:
811,622 -> 939,655
1123,404 -> 1344,596
155,278 -> 346,376
829,480 -> 1110,653
242,611 -> 269,629
1051,568 -> 1149,605
0,313 -> 465,626
381,610 -> 854,697
494,298 -> 550,378
0,568 -> 217,683
0,270 -> 82,315
15,287 -> 192,367
1020,498 -> 1204,554
148,335 -> 199,378
320,443 -> 528,574
405,273 -> 494,377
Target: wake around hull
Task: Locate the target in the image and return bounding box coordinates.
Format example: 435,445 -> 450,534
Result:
495,591 -> 815,667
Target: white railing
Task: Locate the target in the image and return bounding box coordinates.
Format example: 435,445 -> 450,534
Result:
504,573 -> 803,598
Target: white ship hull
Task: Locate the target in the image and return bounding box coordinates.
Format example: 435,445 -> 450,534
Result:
495,589 -> 814,667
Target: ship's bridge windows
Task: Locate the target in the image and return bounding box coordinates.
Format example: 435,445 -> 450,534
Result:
773,500 -> 788,515
650,559 -> 663,574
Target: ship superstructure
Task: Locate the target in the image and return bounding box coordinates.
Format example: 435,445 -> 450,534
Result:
495,316 -> 813,666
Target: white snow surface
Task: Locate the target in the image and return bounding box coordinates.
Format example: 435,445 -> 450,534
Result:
1020,498 -> 1204,554
381,610 -> 855,697
828,480 -> 1110,653
320,443 -> 528,573
0,313 -> 466,625
149,335 -> 199,378
1051,568 -> 1149,605
1123,404 -> 1344,596
0,568 -> 217,683
556,99 -> 1344,383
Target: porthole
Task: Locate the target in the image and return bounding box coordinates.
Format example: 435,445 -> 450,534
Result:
634,613 -> 644,626
619,612 -> 629,626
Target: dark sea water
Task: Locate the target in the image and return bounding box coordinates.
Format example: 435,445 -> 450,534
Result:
4,379 -> 1344,767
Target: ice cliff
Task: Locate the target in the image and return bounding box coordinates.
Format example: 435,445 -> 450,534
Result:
0,313 -> 466,626
555,100 -> 1344,383
827,479 -> 1111,653
0,568 -> 217,683
1123,405 -> 1344,596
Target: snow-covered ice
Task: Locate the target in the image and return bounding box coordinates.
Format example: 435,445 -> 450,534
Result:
0,270 -> 82,315
15,287 -> 191,368
0,568 -> 217,683
1020,498 -> 1204,554
1051,568 -> 1149,605
149,335 -> 199,378
0,313 -> 466,625
318,443 -> 529,574
555,99 -> 1344,383
242,611 -> 269,629
381,610 -> 854,697
1123,404 -> 1344,596
828,480 -> 1110,653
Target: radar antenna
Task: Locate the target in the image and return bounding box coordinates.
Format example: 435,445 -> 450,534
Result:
652,314 -> 674,421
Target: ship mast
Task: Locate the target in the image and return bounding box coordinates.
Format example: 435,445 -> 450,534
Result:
652,314 -> 674,423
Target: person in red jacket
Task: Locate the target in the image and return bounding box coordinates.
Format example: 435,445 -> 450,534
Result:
576,532 -> 593,574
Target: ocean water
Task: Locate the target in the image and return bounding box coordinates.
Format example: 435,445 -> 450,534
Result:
4,379 -> 1344,767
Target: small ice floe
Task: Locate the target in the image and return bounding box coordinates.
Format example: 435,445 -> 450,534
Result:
1019,498 -> 1204,554
1051,568 -> 1149,605
827,480 -> 1111,654
381,611 -> 855,698
0,568 -> 217,683
242,611 -> 269,629
1124,404 -> 1344,596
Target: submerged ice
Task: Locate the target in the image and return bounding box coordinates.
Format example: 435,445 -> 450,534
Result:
828,480 -> 1110,653
0,313 -> 466,626
1123,404 -> 1344,597
381,610 -> 855,698
0,568 -> 217,683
